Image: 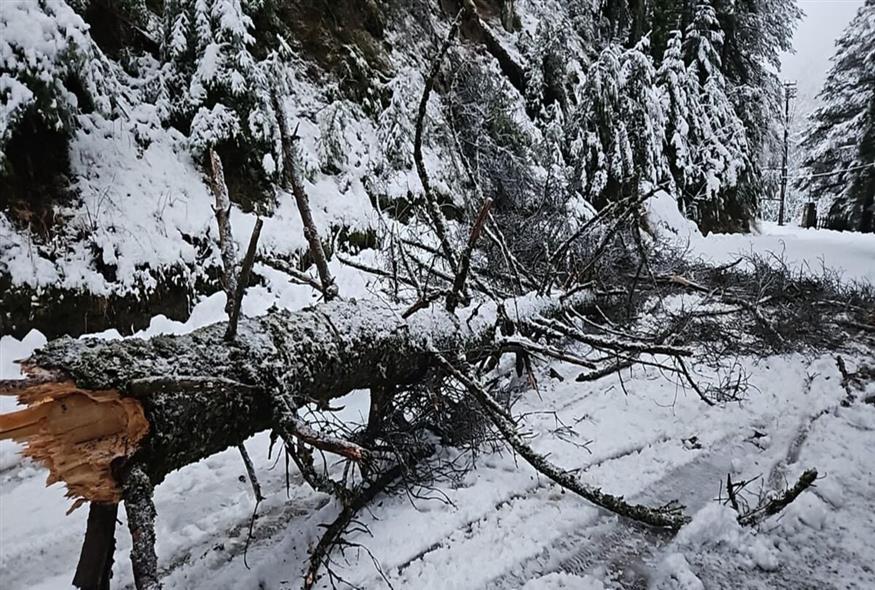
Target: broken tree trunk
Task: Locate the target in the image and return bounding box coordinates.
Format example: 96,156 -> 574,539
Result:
0,293 -> 593,503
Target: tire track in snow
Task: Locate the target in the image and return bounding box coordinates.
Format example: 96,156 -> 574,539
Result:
387,434 -> 675,582
482,432 -> 748,589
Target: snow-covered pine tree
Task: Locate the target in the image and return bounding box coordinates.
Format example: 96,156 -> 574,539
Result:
656,29 -> 696,201
619,37 -> 667,192
712,0 -> 801,152
711,0 -> 800,224
569,44 -> 630,209
522,17 -> 576,119
157,0 -> 279,205
797,1 -> 875,233
682,0 -> 752,232
569,38 -> 668,209
645,0 -> 800,227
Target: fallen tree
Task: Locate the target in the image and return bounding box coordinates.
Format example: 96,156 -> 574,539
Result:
1,14 -> 856,590
0,288 -> 700,587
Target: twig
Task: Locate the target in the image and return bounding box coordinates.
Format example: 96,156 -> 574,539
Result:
258,256 -> 325,292
337,252 -> 422,289
575,359 -> 637,382
738,469 -> 818,526
302,462 -> 410,590
402,290 -> 450,319
496,336 -> 597,370
239,442 -> 265,569
534,318 -> 693,357
272,391 -> 376,462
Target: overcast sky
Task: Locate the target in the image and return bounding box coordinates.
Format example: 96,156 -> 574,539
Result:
780,0 -> 864,109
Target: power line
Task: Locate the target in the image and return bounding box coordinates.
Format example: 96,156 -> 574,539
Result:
765,161 -> 875,181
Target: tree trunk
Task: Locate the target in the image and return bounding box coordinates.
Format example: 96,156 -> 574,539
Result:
0,293 -> 592,503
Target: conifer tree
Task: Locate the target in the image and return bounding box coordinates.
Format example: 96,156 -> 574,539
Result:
682,0 -> 752,232
157,0 -> 280,195
619,37 -> 667,190
798,1 -> 875,232
569,45 -> 631,208
656,30 -> 695,198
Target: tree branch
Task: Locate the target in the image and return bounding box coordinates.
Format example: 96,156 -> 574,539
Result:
225,218 -> 263,341
431,351 -> 690,529
273,93 -> 338,301
414,8 -> 468,272
208,149 -> 239,315
122,465 -> 161,590
447,198 -> 493,312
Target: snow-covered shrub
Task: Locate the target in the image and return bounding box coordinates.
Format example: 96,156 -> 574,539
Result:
0,0 -> 112,166
448,58 -> 535,212
189,103 -> 241,155
377,68 -> 420,170
156,0 -> 280,200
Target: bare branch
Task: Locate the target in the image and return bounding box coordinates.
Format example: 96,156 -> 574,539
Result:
414,9 -> 469,272
258,256 -> 325,292
431,351 -> 689,529
208,148 -> 238,314
225,218 -> 263,341
737,469 -> 818,527
273,93 -> 338,301
447,198 -> 493,312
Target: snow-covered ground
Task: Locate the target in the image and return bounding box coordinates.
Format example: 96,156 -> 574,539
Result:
697,222 -> 875,286
1,224 -> 874,590
647,191 -> 875,285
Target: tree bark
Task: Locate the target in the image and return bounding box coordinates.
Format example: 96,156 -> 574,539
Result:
73,503 -> 118,590
1,293 -> 593,502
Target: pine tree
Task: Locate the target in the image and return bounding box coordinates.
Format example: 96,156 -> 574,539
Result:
157,0 -> 279,197
682,0 -> 752,232
569,44 -> 631,208
619,37 -> 667,190
798,1 -> 875,233
569,39 -> 669,208
656,30 -> 695,197
713,0 -> 801,149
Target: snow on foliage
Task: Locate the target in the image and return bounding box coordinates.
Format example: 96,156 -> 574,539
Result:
680,1 -> 751,230
0,0 -> 115,162
798,2 -> 875,233
0,0 -> 806,313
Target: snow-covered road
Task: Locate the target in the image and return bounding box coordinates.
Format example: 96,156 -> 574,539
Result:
2,224 -> 874,590
3,349 -> 873,589
696,222 -> 875,286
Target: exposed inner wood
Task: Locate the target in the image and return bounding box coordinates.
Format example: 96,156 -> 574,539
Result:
0,371 -> 149,506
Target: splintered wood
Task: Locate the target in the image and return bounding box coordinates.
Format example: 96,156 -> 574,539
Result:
0,368 -> 149,508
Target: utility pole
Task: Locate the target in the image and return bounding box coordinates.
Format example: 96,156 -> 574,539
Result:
778,81 -> 797,226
